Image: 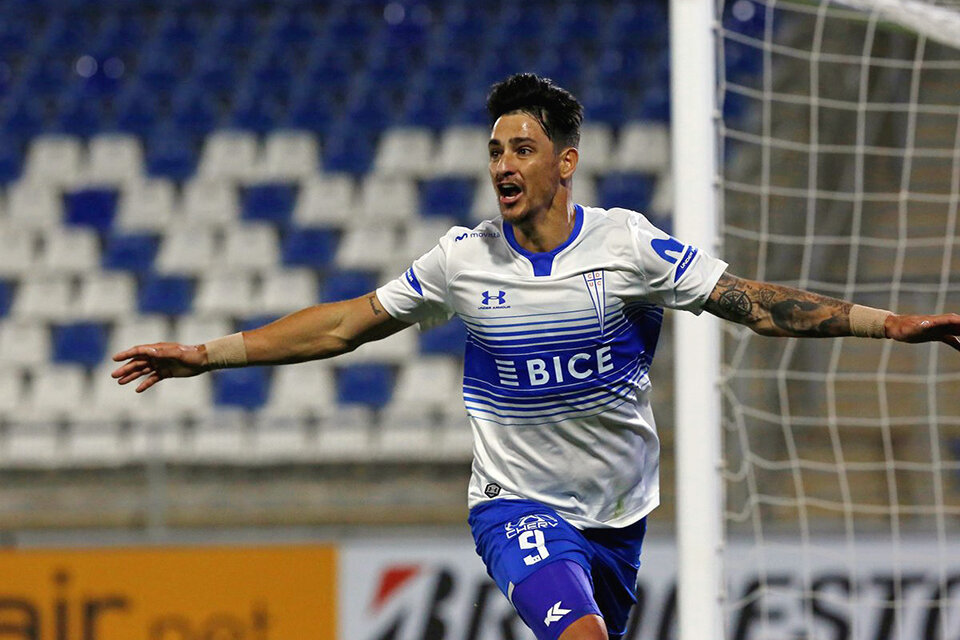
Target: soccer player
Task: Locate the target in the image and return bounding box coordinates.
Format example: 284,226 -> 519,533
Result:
112,74 -> 960,640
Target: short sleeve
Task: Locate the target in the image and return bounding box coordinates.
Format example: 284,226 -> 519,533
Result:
627,211 -> 728,313
377,242 -> 455,330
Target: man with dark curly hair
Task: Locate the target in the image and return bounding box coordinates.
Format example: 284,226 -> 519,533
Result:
113,73 -> 960,640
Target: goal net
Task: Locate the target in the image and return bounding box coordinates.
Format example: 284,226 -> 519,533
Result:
715,0 -> 960,637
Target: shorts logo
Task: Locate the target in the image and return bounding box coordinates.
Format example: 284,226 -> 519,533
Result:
504,514 -> 558,539
484,483 -> 501,498
544,601 -> 571,627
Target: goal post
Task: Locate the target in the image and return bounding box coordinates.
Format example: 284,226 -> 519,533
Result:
671,0 -> 960,637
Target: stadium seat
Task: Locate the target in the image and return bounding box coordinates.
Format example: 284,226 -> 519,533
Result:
0,368 -> 23,418
84,134 -> 144,185
213,367 -> 270,409
258,269 -> 318,315
315,405 -> 377,462
6,182 -> 62,229
173,316 -> 234,347
241,183 -> 297,225
190,410 -> 251,462
259,360 -> 336,420
0,135 -> 24,183
3,421 -> 62,467
115,179 -> 177,232
398,218 -> 458,266
574,175 -> 599,208
419,317 -> 467,356
63,188 -> 119,232
258,130 -> 320,180
335,227 -> 401,272
292,175 -> 357,228
108,315 -> 171,357
322,128 -> 376,175
281,227 -> 339,269
389,356 -> 462,411
155,227 -> 219,275
576,123 -> 615,175
373,127 -> 435,177
52,322 -> 108,368
87,363 -> 157,423
145,126 -> 198,182
469,182 -> 499,224
420,178 -> 474,222
0,228 -> 39,277
14,365 -> 88,422
102,233 -> 159,274
138,275 -> 194,316
23,134 -> 83,188
222,224 -> 280,272
193,272 -> 257,317
614,122 -> 671,173
38,227 -> 101,275
147,374 -> 213,421
181,178 -> 239,227
320,269 -> 378,303
598,173 -> 657,212
377,407 -> 438,461
649,174 -> 674,221
197,130 -> 259,182
436,126 -> 489,176
336,364 -> 394,409
76,272 -> 137,320
64,419 -> 127,466
10,276 -> 74,321
358,176 -> 418,225
0,322 -> 50,368
251,417 -> 313,463
0,280 -> 12,318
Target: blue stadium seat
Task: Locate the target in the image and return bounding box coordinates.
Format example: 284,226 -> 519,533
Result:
401,92 -> 451,130
337,364 -> 394,409
23,58 -> 71,97
102,233 -> 159,274
0,135 -> 24,183
213,367 -> 270,409
241,183 -> 297,225
137,48 -> 182,93
155,10 -> 203,46
322,127 -> 376,175
230,91 -> 284,134
0,280 -> 12,318
1,97 -> 45,140
64,188 -> 119,232
172,88 -> 220,136
206,11 -> 259,51
56,96 -> 109,137
138,275 -> 194,316
287,88 -> 337,134
321,270 -> 377,303
236,315 -> 282,332
420,178 -> 474,221
420,317 -> 467,356
94,15 -> 146,56
145,125 -> 198,181
640,88 -> 670,122
282,228 -> 339,269
52,323 -> 108,367
192,54 -> 239,95
598,173 -> 657,212
267,9 -> 317,44
582,89 -> 625,127
115,85 -> 160,137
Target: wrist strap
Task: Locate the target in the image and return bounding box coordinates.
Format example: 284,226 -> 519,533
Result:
849,305 -> 892,339
204,332 -> 248,369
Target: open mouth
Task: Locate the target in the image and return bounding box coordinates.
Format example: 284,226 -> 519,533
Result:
497,183 -> 522,204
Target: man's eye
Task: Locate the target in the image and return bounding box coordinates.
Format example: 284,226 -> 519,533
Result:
489,150 -> 502,159
518,147 -> 532,155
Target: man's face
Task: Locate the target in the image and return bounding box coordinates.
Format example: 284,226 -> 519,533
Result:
488,112 -> 562,224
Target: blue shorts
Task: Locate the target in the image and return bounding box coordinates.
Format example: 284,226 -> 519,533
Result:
469,499 -> 647,640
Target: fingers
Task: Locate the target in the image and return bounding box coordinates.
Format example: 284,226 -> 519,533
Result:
135,373 -> 163,393
111,343 -> 173,362
941,335 -> 960,353
111,358 -> 154,381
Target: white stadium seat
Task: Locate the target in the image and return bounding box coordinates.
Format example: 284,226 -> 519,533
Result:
173,316 -> 234,346
315,406 -> 376,462
377,407 -> 438,461
573,175 -> 599,208
38,227 -> 101,275
64,419 -> 127,466
109,315 -> 170,356
128,419 -> 188,462
0,228 -> 39,276
197,130 -> 259,183
335,227 -> 401,272
11,276 -> 75,321
116,179 -> 177,232
357,176 -> 418,225
469,180 -> 498,224
399,217 -> 456,262
6,181 -> 62,229
576,123 -> 615,175
222,224 -> 279,271
144,374 -> 213,421
258,269 -> 318,315
260,360 -> 336,420
24,135 -> 83,188
181,178 -> 239,227
2,421 -> 62,467
649,173 -> 674,218
12,365 -> 88,422
292,174 -> 357,228
193,272 -> 257,317
155,227 -> 219,275
0,322 -> 50,368
76,272 -> 137,320
436,125 -> 489,177
0,368 -> 24,417
373,127 -> 435,178
614,121 -> 671,173
259,130 -> 320,180
389,356 -> 462,411
252,417 -> 312,462
87,362 -> 158,422
191,410 -> 251,462
84,133 -> 144,185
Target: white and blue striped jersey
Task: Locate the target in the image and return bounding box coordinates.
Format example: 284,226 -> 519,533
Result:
377,205 -> 727,528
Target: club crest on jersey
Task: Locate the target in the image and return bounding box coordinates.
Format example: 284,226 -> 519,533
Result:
582,270 -> 606,335
479,289 -> 511,310
504,514 -> 559,539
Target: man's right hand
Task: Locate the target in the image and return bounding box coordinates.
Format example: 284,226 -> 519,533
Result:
111,343 -> 209,393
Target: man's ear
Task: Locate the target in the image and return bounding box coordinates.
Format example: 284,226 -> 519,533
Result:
559,146 -> 579,180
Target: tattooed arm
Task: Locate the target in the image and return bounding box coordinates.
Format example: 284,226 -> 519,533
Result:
111,292 -> 411,391
703,272 -> 960,350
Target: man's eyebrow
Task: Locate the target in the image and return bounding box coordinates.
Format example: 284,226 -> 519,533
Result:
488,137 -> 538,147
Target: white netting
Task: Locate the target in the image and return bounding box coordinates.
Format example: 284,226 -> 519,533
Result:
716,0 -> 960,636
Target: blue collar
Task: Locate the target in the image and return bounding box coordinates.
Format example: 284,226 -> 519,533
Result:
503,204 -> 584,277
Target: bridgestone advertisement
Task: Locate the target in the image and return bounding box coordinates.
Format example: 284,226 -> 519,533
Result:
340,535 -> 960,640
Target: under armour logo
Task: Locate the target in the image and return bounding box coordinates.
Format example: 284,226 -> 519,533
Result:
544,601 -> 571,626
481,290 -> 506,306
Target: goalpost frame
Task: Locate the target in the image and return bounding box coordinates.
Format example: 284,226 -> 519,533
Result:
669,0 -> 725,638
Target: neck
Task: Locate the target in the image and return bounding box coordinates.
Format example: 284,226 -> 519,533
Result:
510,192 -> 576,253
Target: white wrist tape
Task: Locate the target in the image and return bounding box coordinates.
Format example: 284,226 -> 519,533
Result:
849,305 -> 892,339
204,332 -> 248,369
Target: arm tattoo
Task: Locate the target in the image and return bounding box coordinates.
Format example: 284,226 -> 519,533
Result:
367,295 -> 382,316
705,273 -> 852,337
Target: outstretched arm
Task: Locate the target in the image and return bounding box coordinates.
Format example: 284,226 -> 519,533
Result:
112,292 -> 410,392
703,272 -> 960,351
